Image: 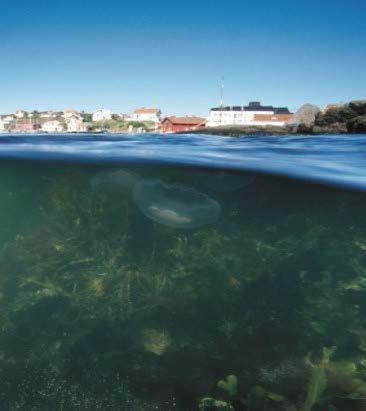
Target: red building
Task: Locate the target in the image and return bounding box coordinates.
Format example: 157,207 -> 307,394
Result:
159,116 -> 206,134
14,119 -> 41,132
253,113 -> 292,123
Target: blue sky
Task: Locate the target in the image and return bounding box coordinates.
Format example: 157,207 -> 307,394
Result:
0,0 -> 365,115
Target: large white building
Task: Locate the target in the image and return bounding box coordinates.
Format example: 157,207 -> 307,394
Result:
0,115 -> 15,130
1,114 -> 15,123
131,108 -> 161,124
41,120 -> 64,133
66,115 -> 87,132
92,109 -> 113,122
207,102 -> 292,127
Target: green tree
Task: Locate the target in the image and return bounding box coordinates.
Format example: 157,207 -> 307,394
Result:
81,113 -> 93,122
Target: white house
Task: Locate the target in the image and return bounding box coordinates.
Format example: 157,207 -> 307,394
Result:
63,109 -> 80,120
207,102 -> 292,127
92,109 -> 113,122
40,111 -> 58,119
131,108 -> 161,124
1,114 -> 15,123
41,120 -> 64,133
15,110 -> 27,119
0,115 -> 15,130
66,115 -> 87,132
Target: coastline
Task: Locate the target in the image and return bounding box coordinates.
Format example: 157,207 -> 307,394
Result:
189,100 -> 366,137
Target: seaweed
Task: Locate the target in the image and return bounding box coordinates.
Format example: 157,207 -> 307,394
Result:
301,347 -> 336,411
217,375 -> 238,398
0,162 -> 366,409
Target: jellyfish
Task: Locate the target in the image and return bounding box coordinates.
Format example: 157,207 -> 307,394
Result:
90,169 -> 139,193
133,178 -> 221,229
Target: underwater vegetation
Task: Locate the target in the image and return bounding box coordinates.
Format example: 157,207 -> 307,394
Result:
1,161 -> 366,409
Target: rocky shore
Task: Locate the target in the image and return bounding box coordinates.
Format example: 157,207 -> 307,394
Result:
312,100 -> 366,134
195,100 -> 366,137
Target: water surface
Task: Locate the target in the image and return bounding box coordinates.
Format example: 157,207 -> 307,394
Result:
1,133 -> 366,190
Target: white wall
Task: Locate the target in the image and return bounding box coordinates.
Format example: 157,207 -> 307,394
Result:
67,118 -> 86,132
93,109 -> 113,122
132,112 -> 160,123
207,109 -> 281,127
63,112 -> 80,120
15,111 -> 25,119
250,120 -> 287,127
41,121 -> 63,133
41,112 -> 57,119
2,116 -> 14,123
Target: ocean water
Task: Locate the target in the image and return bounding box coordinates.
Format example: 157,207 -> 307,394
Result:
1,133 -> 366,410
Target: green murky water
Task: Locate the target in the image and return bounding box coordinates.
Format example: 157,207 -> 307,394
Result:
1,160 -> 366,410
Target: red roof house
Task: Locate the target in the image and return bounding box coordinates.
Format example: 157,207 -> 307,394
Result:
159,116 -> 206,134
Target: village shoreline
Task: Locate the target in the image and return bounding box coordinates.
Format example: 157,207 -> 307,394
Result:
1,100 -> 365,136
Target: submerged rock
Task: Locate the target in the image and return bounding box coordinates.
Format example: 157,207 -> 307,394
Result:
133,179 -> 221,229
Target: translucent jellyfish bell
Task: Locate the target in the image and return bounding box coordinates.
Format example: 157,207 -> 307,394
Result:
133,179 -> 221,229
90,169 -> 139,192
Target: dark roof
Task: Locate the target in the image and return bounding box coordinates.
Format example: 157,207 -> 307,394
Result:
274,107 -> 291,114
211,102 -> 291,114
162,116 -> 206,125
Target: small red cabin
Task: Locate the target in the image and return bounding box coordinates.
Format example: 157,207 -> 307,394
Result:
159,116 -> 206,134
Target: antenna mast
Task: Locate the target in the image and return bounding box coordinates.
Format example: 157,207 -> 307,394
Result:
219,76 -> 224,125
220,76 -> 224,108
